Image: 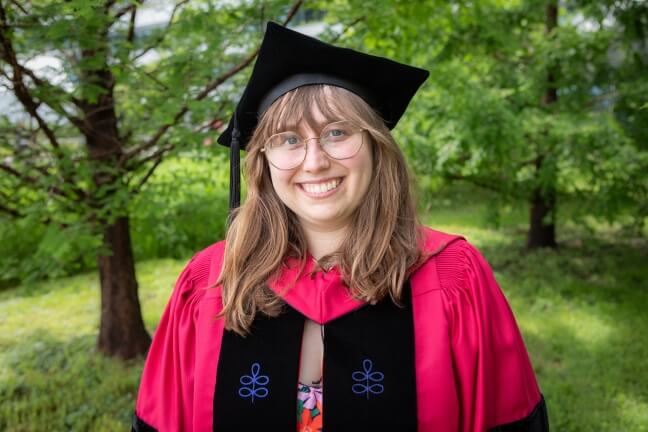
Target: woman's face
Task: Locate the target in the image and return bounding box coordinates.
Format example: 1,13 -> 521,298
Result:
266,105 -> 373,233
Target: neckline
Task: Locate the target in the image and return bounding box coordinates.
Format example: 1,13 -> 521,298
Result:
268,256 -> 364,324
299,382 -> 323,390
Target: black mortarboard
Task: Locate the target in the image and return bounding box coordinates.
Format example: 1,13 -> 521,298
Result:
218,21 -> 429,210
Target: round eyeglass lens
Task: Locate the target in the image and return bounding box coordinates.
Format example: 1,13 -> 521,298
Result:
320,121 -> 364,159
265,132 -> 306,169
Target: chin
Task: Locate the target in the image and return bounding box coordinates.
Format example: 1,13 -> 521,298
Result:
307,212 -> 350,227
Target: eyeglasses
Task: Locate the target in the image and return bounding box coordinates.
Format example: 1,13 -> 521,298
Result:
261,120 -> 365,170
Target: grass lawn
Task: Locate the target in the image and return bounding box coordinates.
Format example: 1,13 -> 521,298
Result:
1,189 -> 647,430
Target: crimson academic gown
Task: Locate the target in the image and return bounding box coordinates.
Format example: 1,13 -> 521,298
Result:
133,227 -> 547,431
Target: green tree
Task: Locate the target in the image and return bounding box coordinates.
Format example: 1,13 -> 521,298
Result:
327,0 -> 647,246
0,0 -> 303,359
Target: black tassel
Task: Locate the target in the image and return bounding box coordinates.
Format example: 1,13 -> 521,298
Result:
228,120 -> 241,214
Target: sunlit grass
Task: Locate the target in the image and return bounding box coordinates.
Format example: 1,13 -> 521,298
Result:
0,259 -> 186,431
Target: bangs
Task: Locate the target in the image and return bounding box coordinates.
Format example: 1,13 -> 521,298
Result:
258,85 -> 365,138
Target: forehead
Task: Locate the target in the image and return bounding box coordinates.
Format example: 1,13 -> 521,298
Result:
267,86 -> 348,133
295,107 -> 337,135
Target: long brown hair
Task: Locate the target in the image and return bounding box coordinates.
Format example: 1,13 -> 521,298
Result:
217,85 -> 424,335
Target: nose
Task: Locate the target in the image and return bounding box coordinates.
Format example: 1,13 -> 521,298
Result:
301,138 -> 330,172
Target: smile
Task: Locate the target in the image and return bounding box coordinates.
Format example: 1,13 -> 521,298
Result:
298,178 -> 343,195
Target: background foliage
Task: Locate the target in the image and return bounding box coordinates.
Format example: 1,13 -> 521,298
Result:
0,149 -> 229,285
1,0 -> 646,282
324,0 -> 647,238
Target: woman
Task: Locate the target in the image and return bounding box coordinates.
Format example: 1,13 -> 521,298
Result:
133,22 -> 548,432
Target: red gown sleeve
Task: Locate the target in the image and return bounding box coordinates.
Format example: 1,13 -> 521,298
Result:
132,244 -> 218,432
437,240 -> 547,431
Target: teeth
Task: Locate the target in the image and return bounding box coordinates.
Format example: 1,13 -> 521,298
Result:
302,178 -> 341,194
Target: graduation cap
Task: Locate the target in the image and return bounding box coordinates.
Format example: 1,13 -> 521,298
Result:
218,21 -> 429,210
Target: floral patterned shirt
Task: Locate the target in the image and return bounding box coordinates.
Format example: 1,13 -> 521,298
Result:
297,382 -> 323,432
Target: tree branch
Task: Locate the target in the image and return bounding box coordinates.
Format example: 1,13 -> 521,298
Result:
120,127 -> 134,147
131,0 -> 189,62
129,99 -> 228,188
113,2 -> 136,22
16,63 -> 86,130
444,173 -> 514,196
130,146 -> 170,195
126,62 -> 169,90
8,0 -> 28,15
0,4 -> 62,149
121,0 -> 304,166
2,122 -> 86,201
127,4 -> 137,44
18,63 -> 82,106
328,15 -> 366,44
0,161 -> 69,197
0,189 -> 70,227
0,161 -> 37,184
0,201 -> 23,218
282,0 -> 304,25
133,142 -> 174,169
517,154 -> 545,168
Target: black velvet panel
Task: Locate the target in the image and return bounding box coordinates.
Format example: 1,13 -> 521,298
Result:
212,304 -> 304,431
489,396 -> 550,432
131,413 -> 157,432
323,284 -> 418,431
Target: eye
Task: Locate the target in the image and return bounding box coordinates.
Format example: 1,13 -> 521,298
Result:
324,128 -> 350,141
283,135 -> 300,145
322,121 -> 355,140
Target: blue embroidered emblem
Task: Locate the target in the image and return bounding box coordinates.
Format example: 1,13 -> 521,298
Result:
351,358 -> 384,399
238,362 -> 270,402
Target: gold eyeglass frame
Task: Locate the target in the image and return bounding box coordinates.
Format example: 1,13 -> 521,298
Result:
260,120 -> 366,170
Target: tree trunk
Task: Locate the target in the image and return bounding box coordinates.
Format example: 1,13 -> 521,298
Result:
97,216 -> 151,359
527,1 -> 558,249
81,40 -> 151,358
527,157 -> 557,249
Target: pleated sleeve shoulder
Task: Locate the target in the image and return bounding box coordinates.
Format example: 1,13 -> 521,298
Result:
132,241 -> 225,432
435,239 -> 548,431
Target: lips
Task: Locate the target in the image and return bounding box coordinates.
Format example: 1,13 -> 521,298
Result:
298,177 -> 343,195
